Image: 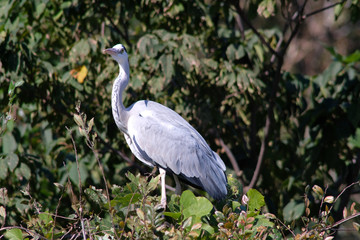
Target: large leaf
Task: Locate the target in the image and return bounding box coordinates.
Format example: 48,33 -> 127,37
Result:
180,190 -> 213,223
4,229 -> 23,240
283,200 -> 305,222
247,189 -> 265,211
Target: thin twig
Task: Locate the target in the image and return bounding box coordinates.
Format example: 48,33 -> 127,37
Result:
247,113 -> 271,190
304,1 -> 346,18
60,226 -> 74,240
275,218 -> 295,237
40,211 -> 78,221
327,181 -> 360,217
218,138 -> 241,177
234,14 -> 245,40
282,0 -> 308,55
326,212 -> 360,230
97,4 -> 132,47
67,127 -> 87,240
51,187 -> 66,240
318,186 -> 329,218
91,145 -> 119,239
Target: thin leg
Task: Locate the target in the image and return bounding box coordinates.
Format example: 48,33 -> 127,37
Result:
159,168 -> 167,209
173,174 -> 182,195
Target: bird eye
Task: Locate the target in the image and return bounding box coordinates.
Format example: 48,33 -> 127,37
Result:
119,48 -> 124,54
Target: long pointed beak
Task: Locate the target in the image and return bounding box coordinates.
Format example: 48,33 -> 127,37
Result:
103,48 -> 117,55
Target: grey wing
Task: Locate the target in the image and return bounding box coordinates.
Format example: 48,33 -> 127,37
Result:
126,108 -> 227,200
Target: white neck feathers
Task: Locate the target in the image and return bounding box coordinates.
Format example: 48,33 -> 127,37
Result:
111,62 -> 130,134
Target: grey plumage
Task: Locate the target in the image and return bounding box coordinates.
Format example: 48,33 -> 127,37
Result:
104,43 -> 227,205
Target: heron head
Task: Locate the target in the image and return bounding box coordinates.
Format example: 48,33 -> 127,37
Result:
103,44 -> 128,64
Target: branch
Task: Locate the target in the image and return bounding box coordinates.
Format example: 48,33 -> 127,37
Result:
218,138 -> 241,177
326,212 -> 360,230
234,14 -> 245,41
231,1 -> 279,58
328,181 -> 360,216
97,5 -> 132,48
246,0 -> 309,191
280,0 -> 308,57
304,1 -> 346,18
106,16 -> 132,47
247,112 -> 271,190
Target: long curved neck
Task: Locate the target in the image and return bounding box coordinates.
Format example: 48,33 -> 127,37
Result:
112,61 -> 130,134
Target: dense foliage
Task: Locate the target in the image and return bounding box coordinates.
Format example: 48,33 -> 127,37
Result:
1,0 -> 360,239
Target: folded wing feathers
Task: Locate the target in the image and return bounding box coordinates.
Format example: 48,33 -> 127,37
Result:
128,101 -> 228,199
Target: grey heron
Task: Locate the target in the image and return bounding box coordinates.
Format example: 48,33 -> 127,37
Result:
104,43 -> 227,208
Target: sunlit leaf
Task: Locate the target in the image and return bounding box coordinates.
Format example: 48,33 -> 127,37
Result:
70,65 -> 88,84
180,190 -> 213,222
111,193 -> 141,208
4,228 -> 23,240
247,189 -> 265,211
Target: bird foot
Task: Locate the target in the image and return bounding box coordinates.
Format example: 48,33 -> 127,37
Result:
156,199 -> 167,210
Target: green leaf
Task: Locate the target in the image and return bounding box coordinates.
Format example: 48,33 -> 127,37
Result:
2,132 -> 17,154
180,190 -> 213,222
17,163 -> 31,180
111,193 -> 141,208
35,2 -> 47,18
255,215 -> 274,228
180,190 -> 196,210
39,212 -> 53,225
148,174 -> 161,192
159,54 -> 174,81
232,201 -> 241,211
4,228 -> 23,240
6,152 -> 19,171
68,160 -> 89,185
0,158 -> 8,179
85,187 -> 108,206
257,0 -> 275,18
14,80 -> 24,88
343,50 -> 360,64
226,44 -> 236,61
195,197 -> 213,217
8,81 -> 15,96
334,3 -> 345,20
348,128 -> 360,148
201,223 -> 215,234
254,44 -> 264,62
163,211 -> 182,220
283,200 -> 305,222
247,189 -> 265,211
